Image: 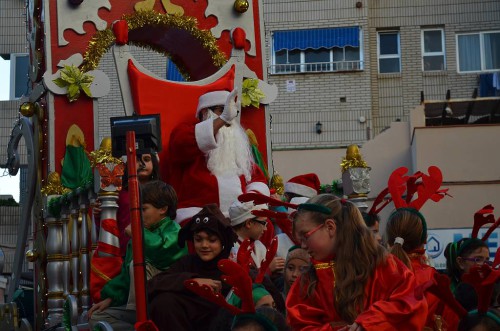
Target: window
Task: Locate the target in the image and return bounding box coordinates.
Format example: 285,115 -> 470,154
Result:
378,32 -> 400,73
422,29 -> 445,71
457,31 -> 500,73
9,53 -> 30,100
271,27 -> 363,74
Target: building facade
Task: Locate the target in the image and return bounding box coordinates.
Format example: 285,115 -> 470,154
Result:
264,0 -> 500,181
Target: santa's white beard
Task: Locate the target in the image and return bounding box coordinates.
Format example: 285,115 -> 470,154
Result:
205,113 -> 253,180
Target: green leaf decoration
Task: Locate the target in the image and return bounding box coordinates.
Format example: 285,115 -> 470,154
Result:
241,78 -> 266,108
53,65 -> 94,102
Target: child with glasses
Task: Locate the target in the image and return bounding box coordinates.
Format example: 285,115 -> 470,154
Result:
228,200 -> 270,269
444,238 -> 497,311
287,194 -> 427,330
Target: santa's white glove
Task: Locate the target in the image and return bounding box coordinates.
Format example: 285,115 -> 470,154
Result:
219,88 -> 240,124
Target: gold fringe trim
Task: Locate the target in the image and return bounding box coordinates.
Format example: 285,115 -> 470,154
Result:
80,10 -> 227,81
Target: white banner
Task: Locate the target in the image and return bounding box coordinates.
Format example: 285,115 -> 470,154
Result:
425,228 -> 499,270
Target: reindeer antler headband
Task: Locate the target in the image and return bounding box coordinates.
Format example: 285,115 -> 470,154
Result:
387,166 -> 450,242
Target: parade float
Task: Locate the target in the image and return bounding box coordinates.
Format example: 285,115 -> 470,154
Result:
1,1 -> 277,330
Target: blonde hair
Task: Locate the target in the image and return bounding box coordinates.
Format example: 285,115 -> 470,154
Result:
294,194 -> 387,323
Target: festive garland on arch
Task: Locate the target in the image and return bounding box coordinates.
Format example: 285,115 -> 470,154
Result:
80,10 -> 228,80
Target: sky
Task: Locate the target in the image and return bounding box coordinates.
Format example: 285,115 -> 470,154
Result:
0,57 -> 20,202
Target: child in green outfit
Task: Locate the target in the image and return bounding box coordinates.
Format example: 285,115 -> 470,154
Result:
88,180 -> 187,330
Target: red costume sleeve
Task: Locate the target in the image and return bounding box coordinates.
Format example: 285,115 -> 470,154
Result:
169,122 -> 204,166
286,265 -> 349,331
286,256 -> 427,331
410,258 -> 461,330
286,280 -> 339,331
355,256 -> 428,330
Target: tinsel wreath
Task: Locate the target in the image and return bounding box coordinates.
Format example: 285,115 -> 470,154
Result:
80,10 -> 227,80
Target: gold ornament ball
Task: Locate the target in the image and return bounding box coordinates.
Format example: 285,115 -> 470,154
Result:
234,0 -> 249,13
20,102 -> 35,117
26,249 -> 39,262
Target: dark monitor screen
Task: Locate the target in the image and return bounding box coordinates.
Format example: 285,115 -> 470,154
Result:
110,114 -> 161,157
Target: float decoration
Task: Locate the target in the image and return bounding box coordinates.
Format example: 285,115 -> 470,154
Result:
52,65 -> 94,102
61,125 -> 93,190
340,144 -> 368,173
56,0 -> 111,46
341,144 -> 370,199
81,10 -> 228,80
41,172 -> 71,196
43,54 -> 110,100
242,78 -> 265,108
207,0 -> 257,56
88,137 -> 123,167
246,129 -> 268,180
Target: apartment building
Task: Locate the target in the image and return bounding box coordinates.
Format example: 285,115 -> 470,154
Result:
263,0 -> 500,182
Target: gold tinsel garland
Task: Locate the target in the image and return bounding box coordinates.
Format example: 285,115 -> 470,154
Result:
80,10 -> 227,80
340,158 -> 368,173
80,29 -> 116,73
88,149 -> 123,168
41,172 -> 71,196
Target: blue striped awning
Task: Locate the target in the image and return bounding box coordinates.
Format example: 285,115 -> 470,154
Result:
273,27 -> 360,52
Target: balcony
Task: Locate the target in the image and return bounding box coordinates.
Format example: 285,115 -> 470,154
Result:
270,60 -> 363,75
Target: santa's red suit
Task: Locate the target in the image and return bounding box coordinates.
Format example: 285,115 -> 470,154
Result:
168,119 -> 269,224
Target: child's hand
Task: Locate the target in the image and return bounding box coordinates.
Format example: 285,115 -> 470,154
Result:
88,298 -> 112,318
269,257 -> 285,273
192,278 -> 222,293
124,224 -> 132,237
93,199 -> 102,215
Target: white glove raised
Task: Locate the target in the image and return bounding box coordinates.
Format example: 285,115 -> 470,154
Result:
219,88 -> 240,124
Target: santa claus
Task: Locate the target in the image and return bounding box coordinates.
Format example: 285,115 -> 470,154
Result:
167,89 -> 270,225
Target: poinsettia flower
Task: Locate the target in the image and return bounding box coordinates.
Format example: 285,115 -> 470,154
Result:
241,78 -> 266,108
53,65 -> 94,102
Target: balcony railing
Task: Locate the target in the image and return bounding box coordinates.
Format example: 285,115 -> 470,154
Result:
270,60 -> 363,74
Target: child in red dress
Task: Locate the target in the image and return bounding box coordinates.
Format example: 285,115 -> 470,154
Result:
286,194 -> 427,331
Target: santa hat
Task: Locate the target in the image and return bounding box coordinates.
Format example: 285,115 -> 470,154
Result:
284,173 -> 320,198
196,90 -> 230,118
229,200 -> 268,226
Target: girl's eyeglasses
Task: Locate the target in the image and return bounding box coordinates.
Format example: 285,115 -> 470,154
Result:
297,223 -> 324,244
461,256 -> 492,266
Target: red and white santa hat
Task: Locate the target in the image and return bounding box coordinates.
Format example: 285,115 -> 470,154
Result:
284,173 -> 320,198
196,90 -> 230,118
228,200 -> 268,226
